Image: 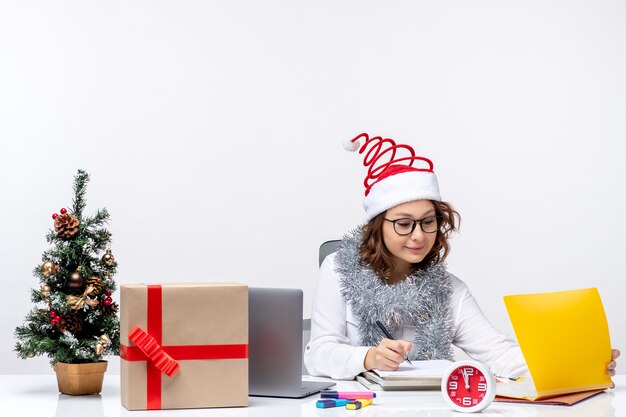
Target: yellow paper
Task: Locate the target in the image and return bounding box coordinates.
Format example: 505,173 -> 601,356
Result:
503,288 -> 612,399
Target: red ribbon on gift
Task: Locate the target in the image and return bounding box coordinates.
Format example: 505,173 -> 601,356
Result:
120,285 -> 248,410
127,326 -> 181,377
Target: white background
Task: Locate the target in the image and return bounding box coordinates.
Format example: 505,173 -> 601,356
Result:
1,0 -> 624,375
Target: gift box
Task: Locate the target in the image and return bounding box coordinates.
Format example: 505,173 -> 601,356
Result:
120,283 -> 248,410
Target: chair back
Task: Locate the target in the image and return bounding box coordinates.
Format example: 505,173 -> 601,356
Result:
319,239 -> 341,267
303,239 -> 341,375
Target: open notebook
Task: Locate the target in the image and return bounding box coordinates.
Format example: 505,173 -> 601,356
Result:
496,287 -> 613,402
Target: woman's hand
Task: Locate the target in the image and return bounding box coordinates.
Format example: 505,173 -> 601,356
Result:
608,349 -> 620,377
364,338 -> 413,371
608,349 -> 620,388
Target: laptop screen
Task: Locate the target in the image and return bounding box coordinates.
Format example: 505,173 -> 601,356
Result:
248,287 -> 304,395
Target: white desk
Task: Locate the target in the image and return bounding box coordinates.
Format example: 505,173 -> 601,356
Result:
1,375 -> 624,417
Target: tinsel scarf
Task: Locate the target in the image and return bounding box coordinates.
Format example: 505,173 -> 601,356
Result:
335,227 -> 454,360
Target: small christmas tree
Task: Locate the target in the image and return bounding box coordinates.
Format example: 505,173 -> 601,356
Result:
15,170 -> 120,365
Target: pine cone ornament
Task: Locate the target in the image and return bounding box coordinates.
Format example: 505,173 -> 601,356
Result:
54,213 -> 80,238
99,301 -> 119,316
58,314 -> 83,335
85,275 -> 103,295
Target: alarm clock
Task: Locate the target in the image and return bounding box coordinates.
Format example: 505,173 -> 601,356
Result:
441,360 -> 496,413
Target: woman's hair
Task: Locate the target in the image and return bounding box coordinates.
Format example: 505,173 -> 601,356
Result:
359,200 -> 460,279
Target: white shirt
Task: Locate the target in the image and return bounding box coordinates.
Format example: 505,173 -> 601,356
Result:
304,253 -> 528,380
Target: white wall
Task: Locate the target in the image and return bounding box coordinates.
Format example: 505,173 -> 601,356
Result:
1,0 -> 625,375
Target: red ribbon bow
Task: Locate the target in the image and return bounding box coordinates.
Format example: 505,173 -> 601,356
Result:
128,326 -> 180,377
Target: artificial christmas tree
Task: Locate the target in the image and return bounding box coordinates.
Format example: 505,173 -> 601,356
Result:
15,170 -> 120,395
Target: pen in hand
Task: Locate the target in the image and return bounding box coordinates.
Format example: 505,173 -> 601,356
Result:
375,320 -> 413,366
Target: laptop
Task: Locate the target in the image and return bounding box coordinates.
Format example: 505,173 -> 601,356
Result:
248,287 -> 335,398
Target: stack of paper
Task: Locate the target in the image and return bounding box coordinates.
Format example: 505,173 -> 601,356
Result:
357,360 -> 451,391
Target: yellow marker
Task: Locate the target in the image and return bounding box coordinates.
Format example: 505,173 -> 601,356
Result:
346,398 -> 373,410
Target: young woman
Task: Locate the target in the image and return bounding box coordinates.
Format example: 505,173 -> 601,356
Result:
304,133 -> 619,381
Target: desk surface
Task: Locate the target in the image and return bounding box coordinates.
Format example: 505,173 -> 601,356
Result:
1,374 -> 624,417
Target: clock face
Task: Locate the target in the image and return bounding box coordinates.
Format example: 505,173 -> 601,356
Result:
441,361 -> 496,413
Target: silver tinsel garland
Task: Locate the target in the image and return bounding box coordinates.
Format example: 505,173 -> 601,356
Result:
335,227 -> 455,361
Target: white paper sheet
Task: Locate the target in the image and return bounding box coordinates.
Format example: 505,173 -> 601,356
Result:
373,359 -> 452,379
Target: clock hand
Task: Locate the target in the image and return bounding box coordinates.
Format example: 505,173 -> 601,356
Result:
462,369 -> 470,389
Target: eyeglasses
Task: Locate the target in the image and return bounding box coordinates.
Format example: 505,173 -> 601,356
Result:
384,216 -> 441,236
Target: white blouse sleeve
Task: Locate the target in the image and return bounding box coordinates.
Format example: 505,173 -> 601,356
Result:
303,254 -> 371,380
450,276 -> 529,378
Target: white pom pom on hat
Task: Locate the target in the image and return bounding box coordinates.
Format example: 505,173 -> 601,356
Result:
345,133 -> 441,221
343,137 -> 361,152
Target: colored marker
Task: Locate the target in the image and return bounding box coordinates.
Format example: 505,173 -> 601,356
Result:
346,398 -> 373,410
320,390 -> 377,399
316,399 -> 349,408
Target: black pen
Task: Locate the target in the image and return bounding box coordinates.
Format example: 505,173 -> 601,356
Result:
375,320 -> 413,366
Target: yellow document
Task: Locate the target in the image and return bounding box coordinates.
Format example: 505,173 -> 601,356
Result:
499,288 -> 613,400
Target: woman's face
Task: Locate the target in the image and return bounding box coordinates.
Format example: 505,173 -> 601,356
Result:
382,200 -> 438,273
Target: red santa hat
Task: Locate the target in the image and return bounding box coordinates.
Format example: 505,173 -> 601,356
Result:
345,133 -> 441,221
